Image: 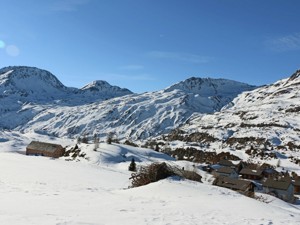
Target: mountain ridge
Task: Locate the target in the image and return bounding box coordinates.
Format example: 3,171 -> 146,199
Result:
170,69 -> 300,164
0,66 -> 133,102
0,66 -> 256,140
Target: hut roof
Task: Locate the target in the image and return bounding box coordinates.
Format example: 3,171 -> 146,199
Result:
27,141 -> 63,153
240,168 -> 263,176
219,159 -> 235,167
214,177 -> 253,192
217,167 -> 236,174
263,177 -> 292,191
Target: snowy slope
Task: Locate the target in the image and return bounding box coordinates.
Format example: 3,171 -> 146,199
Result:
0,132 -> 299,225
0,66 -> 132,129
16,79 -> 255,140
174,69 -> 300,165
0,66 -> 255,140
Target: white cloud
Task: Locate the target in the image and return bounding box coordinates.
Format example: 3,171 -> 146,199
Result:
51,0 -> 90,12
6,45 -> 20,57
267,33 -> 300,52
120,65 -> 144,70
147,51 -> 211,64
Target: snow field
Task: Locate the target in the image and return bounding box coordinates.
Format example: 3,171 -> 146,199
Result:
0,133 -> 299,225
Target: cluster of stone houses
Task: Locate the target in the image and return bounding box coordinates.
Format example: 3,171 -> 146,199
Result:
207,159 -> 300,203
25,141 -> 300,203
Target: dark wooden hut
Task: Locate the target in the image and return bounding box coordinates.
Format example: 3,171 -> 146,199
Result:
26,141 -> 64,158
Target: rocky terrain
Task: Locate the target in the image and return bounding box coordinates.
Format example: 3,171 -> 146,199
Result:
166,70 -> 300,165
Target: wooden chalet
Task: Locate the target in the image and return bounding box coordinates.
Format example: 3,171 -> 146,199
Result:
26,141 -> 65,158
218,159 -> 243,172
213,176 -> 255,197
218,159 -> 235,167
213,167 -> 239,179
262,168 -> 279,178
239,168 -> 263,180
262,177 -> 294,202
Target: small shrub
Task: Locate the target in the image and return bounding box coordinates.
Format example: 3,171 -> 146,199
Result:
124,140 -> 139,147
130,163 -> 174,187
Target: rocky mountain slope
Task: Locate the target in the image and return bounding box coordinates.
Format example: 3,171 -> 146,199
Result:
173,70 -> 300,164
0,66 -> 255,140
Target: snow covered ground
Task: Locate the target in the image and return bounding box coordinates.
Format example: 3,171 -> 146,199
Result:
0,132 -> 299,225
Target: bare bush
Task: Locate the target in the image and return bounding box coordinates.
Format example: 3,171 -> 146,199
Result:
124,140 -> 139,147
129,162 -> 202,188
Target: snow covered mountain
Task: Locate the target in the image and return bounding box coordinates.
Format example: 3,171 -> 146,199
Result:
0,66 -> 132,103
175,69 -> 300,164
81,80 -> 132,99
0,66 -> 132,129
0,66 -> 255,139
1,67 -> 299,224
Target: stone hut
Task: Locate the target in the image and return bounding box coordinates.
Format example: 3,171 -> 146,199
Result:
239,168 -> 263,180
213,176 -> 255,197
213,167 -> 239,179
263,177 -> 294,202
26,141 -> 65,158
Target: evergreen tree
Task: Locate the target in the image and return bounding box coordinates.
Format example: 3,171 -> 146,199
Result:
82,134 -> 89,144
77,136 -> 82,144
93,133 -> 99,150
129,158 -> 137,172
107,132 -> 114,144
155,144 -> 160,152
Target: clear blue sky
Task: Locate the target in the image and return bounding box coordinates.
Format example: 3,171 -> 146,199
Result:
1,0 -> 300,93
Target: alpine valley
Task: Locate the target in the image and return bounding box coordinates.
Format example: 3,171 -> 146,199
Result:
1,66 -> 300,225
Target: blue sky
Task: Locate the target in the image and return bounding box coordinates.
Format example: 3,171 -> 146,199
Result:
1,0 -> 300,93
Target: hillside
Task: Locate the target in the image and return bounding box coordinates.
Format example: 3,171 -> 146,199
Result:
170,70 -> 300,165
0,132 -> 299,225
0,66 -> 255,140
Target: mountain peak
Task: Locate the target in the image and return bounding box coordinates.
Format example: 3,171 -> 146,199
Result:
165,76 -> 256,97
179,69 -> 300,156
0,66 -> 67,96
0,66 -> 134,108
81,80 -> 110,88
287,69 -> 300,82
81,80 -> 133,97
